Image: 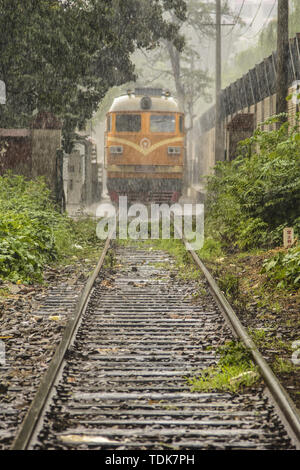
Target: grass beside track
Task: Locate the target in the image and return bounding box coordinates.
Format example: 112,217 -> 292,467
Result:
0,174 -> 104,285
118,233 -> 299,397
195,240 -> 300,404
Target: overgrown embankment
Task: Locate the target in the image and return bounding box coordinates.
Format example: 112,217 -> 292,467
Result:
196,116 -> 300,404
0,173 -> 101,284
201,116 -> 300,289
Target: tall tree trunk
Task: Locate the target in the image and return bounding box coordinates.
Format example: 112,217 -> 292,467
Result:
276,0 -> 289,119
166,41 -> 185,112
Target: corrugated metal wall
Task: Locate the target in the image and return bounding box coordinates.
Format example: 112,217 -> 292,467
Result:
192,33 -> 300,183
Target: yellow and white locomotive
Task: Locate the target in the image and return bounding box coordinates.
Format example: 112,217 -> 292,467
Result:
105,88 -> 185,203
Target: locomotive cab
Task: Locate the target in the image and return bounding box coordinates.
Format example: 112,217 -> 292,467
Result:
105,88 -> 185,203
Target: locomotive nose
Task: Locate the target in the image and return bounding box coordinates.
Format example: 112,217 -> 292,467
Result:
106,88 -> 184,204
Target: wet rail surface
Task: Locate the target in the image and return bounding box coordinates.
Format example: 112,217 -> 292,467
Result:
25,245 -> 293,450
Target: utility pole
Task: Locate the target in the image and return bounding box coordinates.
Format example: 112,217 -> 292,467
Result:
198,3 -> 234,165
215,0 -> 223,162
276,0 -> 289,118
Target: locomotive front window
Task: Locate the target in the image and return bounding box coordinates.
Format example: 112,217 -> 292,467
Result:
150,115 -> 175,133
116,114 -> 141,132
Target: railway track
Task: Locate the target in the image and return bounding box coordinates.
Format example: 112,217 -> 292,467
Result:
11,232 -> 300,450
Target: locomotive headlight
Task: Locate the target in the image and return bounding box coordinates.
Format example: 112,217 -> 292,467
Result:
168,146 -> 181,155
110,146 -> 123,154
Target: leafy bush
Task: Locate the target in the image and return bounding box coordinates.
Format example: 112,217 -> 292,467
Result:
0,211 -> 56,282
205,117 -> 300,251
186,341 -> 259,393
0,174 -> 98,283
262,245 -> 300,289
217,340 -> 253,369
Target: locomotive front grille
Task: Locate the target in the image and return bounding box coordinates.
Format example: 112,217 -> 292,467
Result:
107,165 -> 183,174
115,191 -> 180,203
135,165 -> 156,172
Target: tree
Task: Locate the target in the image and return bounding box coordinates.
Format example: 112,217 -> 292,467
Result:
0,0 -> 186,151
133,0 -> 234,132
276,0 -> 289,117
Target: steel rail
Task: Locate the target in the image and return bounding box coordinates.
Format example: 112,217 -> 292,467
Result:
11,223 -> 115,450
179,232 -> 300,449
11,210 -> 300,449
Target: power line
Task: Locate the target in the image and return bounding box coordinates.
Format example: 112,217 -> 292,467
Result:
243,0 -> 277,40
241,0 -> 263,36
223,0 -> 254,63
224,0 -> 246,37
224,0 -> 276,68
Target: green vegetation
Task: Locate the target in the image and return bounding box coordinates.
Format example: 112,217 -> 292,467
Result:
249,328 -> 294,355
262,245 -> 300,289
187,340 -> 259,393
103,249 -> 117,269
0,174 -> 101,283
217,272 -> 240,299
196,237 -> 224,261
54,217 -> 101,266
272,358 -> 296,374
0,287 -> 9,297
248,328 -> 300,377
204,117 -> 300,289
118,227 -> 201,281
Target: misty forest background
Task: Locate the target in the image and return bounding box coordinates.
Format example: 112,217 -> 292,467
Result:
0,0 -> 299,290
